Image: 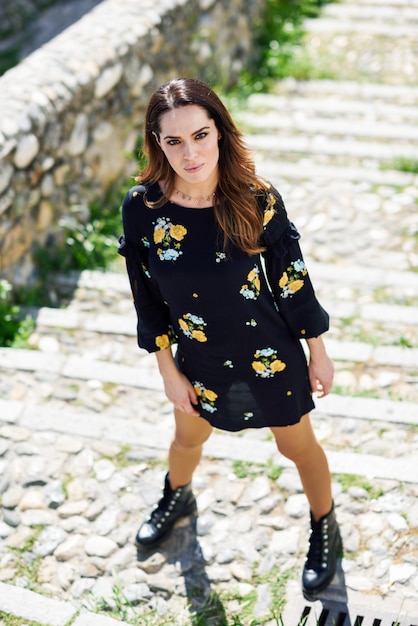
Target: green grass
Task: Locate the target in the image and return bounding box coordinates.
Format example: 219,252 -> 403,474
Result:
231,459 -> 282,481
0,614 -> 47,626
335,473 -> 385,500
382,157 -> 418,174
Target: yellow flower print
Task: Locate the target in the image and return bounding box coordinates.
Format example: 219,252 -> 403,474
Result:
263,208 -> 275,227
279,272 -> 288,289
288,279 -> 304,293
204,389 -> 218,402
153,217 -> 187,261
155,334 -> 170,350
169,224 -> 187,241
192,330 -> 207,343
154,228 -> 165,244
270,359 -> 286,373
178,313 -> 208,342
252,347 -> 287,378
179,318 -> 188,332
263,192 -> 277,227
279,259 -> 307,299
193,381 -> 218,413
240,265 -> 261,300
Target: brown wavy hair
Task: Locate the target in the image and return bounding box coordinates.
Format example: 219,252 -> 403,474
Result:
137,77 -> 271,255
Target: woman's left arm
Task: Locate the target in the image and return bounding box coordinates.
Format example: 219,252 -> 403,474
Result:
306,336 -> 334,398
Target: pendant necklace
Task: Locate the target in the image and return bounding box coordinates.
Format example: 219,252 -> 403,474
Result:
175,188 -> 215,205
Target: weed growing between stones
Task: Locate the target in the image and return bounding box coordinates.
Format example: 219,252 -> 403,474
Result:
81,567 -> 291,625
0,614 -> 46,626
334,474 -> 385,500
6,526 -> 44,593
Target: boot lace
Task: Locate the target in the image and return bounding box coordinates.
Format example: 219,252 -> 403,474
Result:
149,487 -> 182,528
306,519 -> 329,570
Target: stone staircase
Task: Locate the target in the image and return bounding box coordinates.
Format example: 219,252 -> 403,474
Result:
0,0 -> 418,624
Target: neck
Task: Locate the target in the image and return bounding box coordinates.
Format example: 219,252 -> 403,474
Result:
174,187 -> 216,204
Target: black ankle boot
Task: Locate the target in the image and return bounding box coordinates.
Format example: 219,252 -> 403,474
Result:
135,473 -> 197,549
302,502 -> 342,599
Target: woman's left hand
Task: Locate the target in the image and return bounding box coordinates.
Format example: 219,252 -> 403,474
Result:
306,335 -> 334,398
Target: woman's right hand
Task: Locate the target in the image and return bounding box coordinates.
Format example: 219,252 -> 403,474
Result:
155,348 -> 200,415
163,369 -> 200,416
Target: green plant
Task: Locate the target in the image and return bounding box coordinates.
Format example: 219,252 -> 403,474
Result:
6,526 -> 44,591
335,474 -> 384,500
0,280 -> 35,348
0,280 -> 21,346
35,196 -> 124,277
0,614 -> 46,626
236,0 -> 332,95
382,157 -> 418,174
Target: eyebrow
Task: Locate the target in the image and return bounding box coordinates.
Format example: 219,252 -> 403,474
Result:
162,126 -> 211,140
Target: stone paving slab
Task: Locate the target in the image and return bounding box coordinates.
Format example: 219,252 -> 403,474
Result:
274,78 -> 418,102
2,401 -> 415,484
1,340 -> 417,383
238,111 -> 418,141
249,133 -> 418,161
0,581 -> 78,626
47,263 -> 418,297
305,17 -> 418,37
323,2 -> 418,22
258,159 -> 417,186
247,93 -> 418,121
32,299 -> 418,336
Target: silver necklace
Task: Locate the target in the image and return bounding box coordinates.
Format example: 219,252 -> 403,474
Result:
175,188 -> 215,204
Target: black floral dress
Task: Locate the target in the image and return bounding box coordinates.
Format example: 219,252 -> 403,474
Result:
118,182 -> 329,432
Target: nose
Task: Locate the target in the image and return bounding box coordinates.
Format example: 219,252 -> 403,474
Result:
183,141 -> 197,160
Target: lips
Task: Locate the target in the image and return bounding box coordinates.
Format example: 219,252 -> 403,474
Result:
184,164 -> 204,174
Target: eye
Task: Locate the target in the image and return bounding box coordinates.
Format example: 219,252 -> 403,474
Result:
167,139 -> 180,146
195,132 -> 208,140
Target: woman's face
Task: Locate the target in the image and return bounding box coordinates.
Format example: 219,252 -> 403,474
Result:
155,105 -> 221,188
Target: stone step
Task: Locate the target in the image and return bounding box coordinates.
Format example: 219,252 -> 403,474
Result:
29,299 -> 418,340
272,79 -> 418,105
255,159 -> 417,186
1,338 -> 417,384
305,17 -> 418,37
348,0 -> 418,6
1,397 -> 416,484
322,1 -> 418,22
237,111 -> 418,143
48,266 -> 418,300
247,133 -> 417,164
246,92 -> 418,123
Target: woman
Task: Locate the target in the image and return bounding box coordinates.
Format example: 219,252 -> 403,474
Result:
118,77 -> 342,600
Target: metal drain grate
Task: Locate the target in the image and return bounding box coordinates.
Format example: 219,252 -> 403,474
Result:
295,603 -> 418,626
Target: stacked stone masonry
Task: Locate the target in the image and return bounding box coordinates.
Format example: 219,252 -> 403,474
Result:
0,0 -> 264,284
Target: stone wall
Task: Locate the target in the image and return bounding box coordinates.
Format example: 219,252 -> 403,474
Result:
0,0 -> 264,284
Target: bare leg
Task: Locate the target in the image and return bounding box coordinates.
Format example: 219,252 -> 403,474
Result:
270,413 -> 332,521
168,409 -> 213,489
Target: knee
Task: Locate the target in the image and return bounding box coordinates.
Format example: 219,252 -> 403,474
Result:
276,436 -> 322,466
173,427 -> 212,451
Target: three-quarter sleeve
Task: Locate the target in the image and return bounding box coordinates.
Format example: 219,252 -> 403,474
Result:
260,190 -> 329,339
118,187 -> 177,353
